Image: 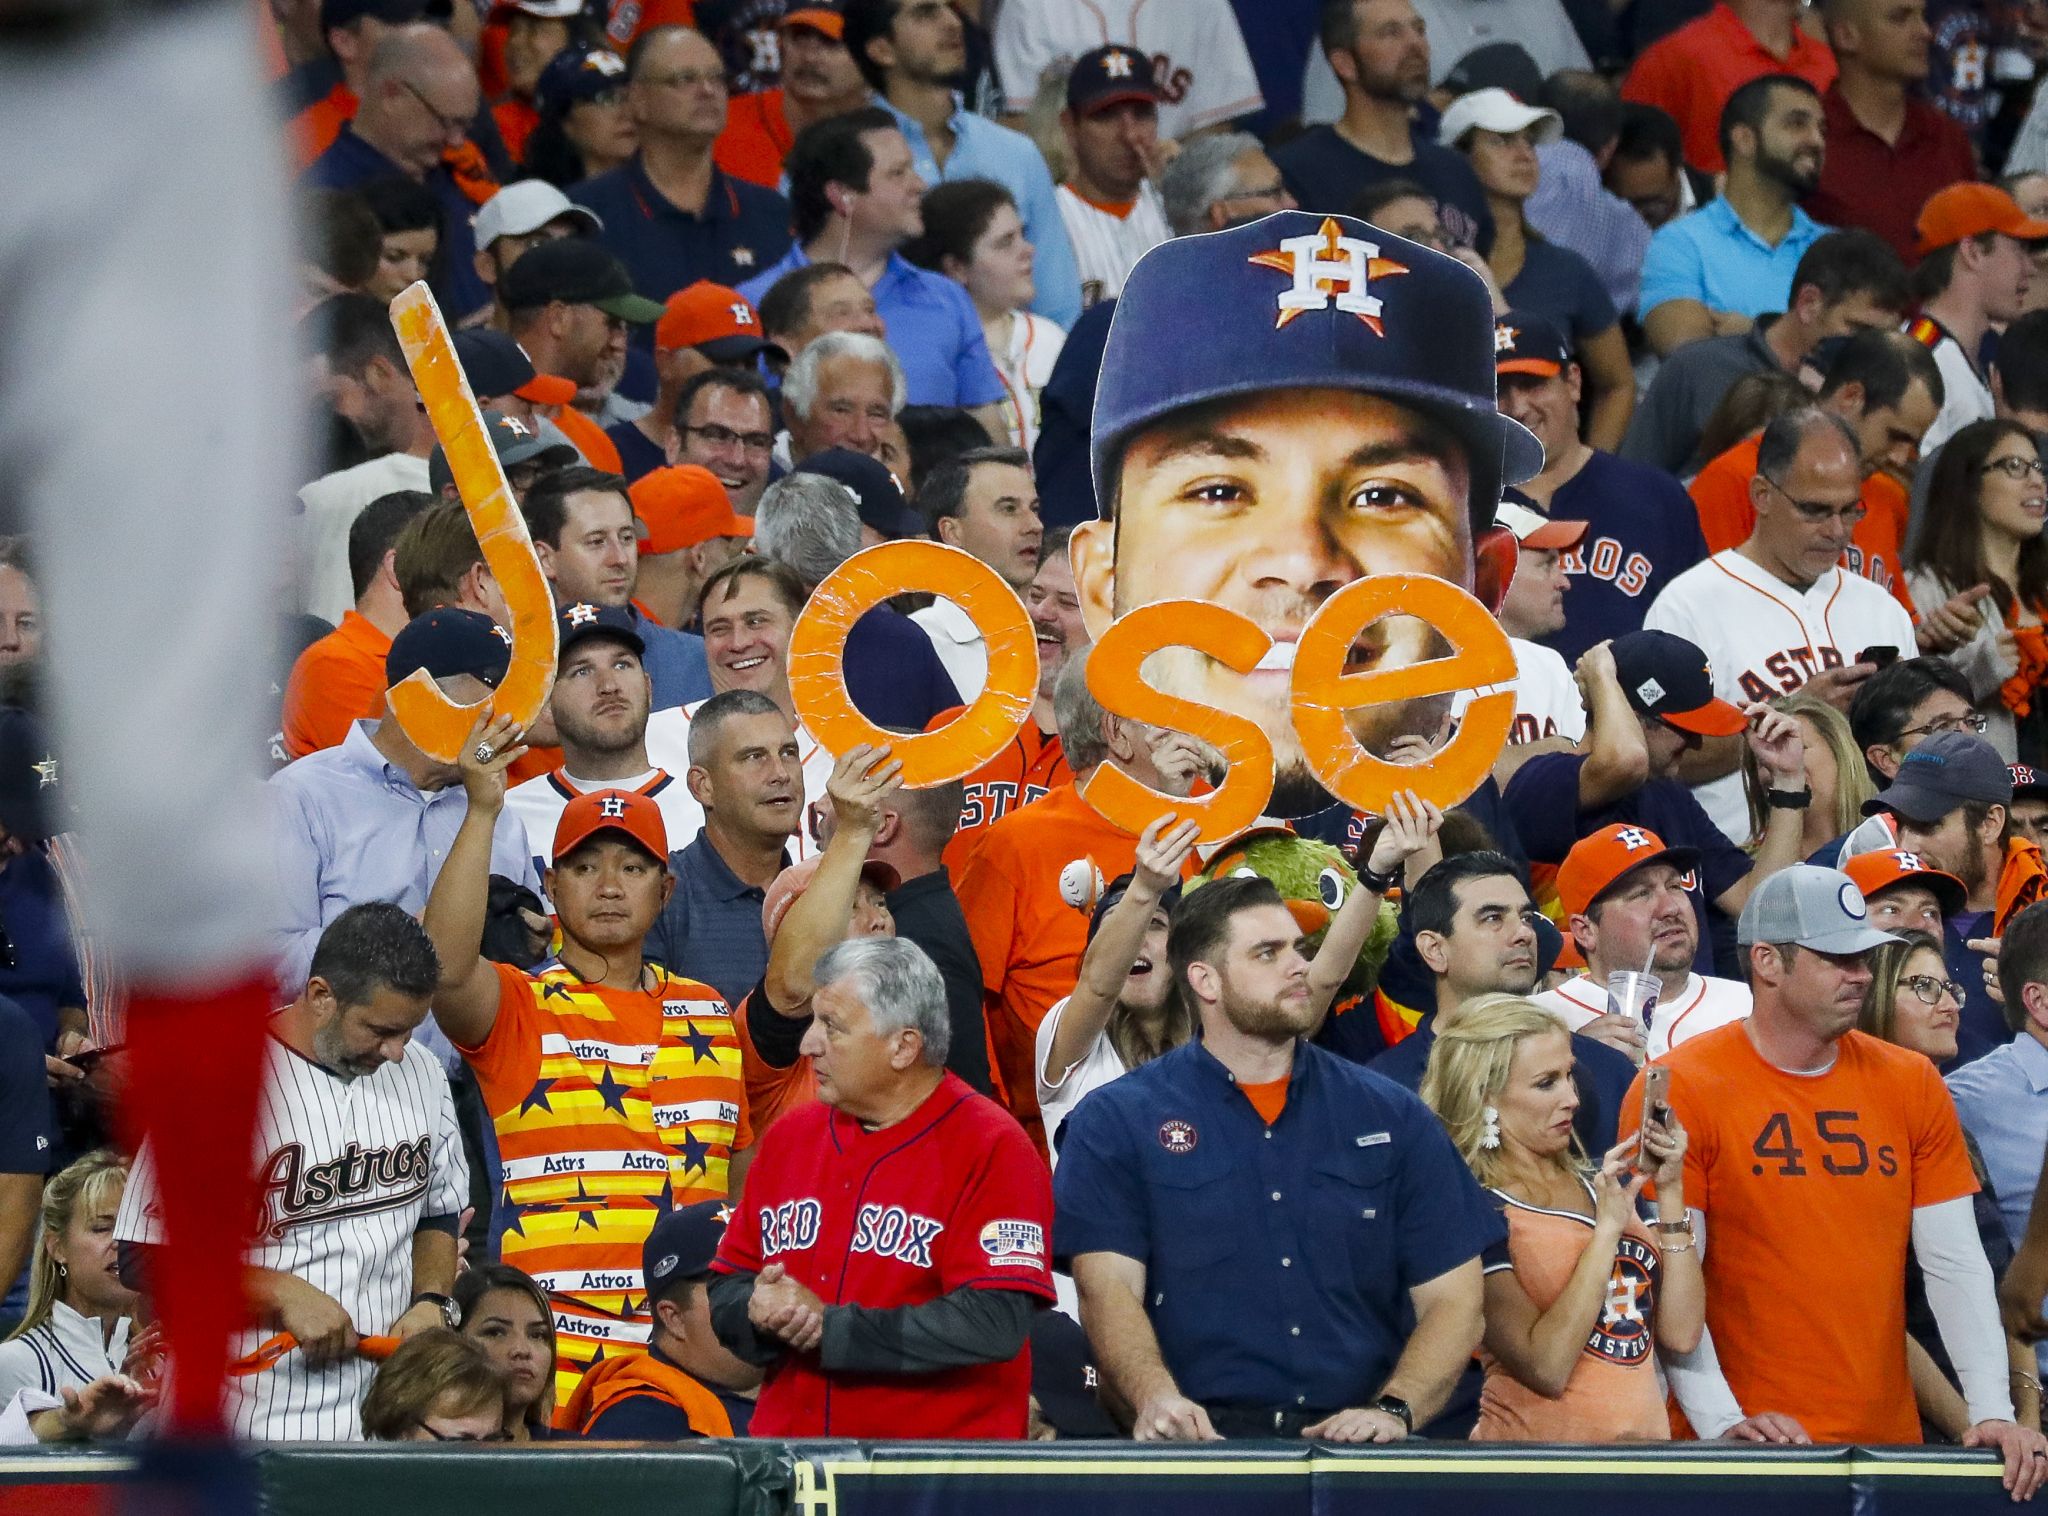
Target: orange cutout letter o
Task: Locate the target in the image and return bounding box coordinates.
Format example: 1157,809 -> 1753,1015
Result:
1291,574 -> 1515,816
1079,600 -> 1275,844
386,283 -> 559,762
789,541 -> 1036,786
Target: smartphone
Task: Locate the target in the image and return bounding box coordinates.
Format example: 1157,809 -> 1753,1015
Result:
1857,645 -> 1900,670
65,1043 -> 125,1073
1639,1064 -> 1671,1166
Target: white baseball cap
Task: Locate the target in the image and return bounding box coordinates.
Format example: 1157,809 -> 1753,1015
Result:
472,179 -> 603,250
1438,87 -> 1563,149
1495,499 -> 1588,551
503,0 -> 584,15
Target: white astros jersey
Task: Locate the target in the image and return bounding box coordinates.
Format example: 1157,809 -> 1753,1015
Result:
1532,972 -> 1753,1062
115,1034 -> 468,1441
993,0 -> 1263,139
1644,550 -> 1916,841
1056,181 -> 1171,307
1449,636 -> 1588,746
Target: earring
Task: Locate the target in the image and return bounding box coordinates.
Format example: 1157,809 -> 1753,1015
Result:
54,1261 -> 66,1279
1481,1106 -> 1502,1150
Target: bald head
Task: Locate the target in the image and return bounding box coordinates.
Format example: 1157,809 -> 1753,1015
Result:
358,24 -> 481,177
1821,0 -> 1933,82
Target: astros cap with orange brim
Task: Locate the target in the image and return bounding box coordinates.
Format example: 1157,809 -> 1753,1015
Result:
1610,629 -> 1747,738
554,788 -> 668,863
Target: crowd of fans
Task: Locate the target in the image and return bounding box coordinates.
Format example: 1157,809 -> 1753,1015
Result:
25,0 -> 2048,1488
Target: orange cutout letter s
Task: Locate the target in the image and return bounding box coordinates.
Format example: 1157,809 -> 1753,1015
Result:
1079,601 -> 1275,844
386,284 -> 558,762
789,541 -> 1036,785
1291,574 -> 1514,815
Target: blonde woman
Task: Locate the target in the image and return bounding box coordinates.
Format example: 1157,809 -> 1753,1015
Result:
1421,996 -> 1703,1441
0,1151 -> 139,1405
1742,693 -> 1876,853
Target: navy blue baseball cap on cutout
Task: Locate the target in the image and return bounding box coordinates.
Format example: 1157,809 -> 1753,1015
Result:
1090,210 -> 1543,524
386,607 -> 513,688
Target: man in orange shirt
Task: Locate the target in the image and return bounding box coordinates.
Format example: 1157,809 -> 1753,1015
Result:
425,715 -> 751,1409
715,3 -> 869,191
953,660 -> 1194,1154
940,524 -> 1084,874
1622,0 -> 1838,174
1689,327 -> 1941,612
282,488 -> 430,759
1620,866 -> 2046,1488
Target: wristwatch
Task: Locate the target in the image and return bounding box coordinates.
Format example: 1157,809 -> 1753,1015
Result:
413,1291 -> 459,1329
1371,1394 -> 1413,1433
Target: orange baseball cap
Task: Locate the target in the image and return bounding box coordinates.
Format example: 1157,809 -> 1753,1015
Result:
629,466 -> 754,555
762,855 -> 902,939
781,0 -> 843,39
1555,824 -> 1701,922
1916,183 -> 2048,257
1842,847 -> 1966,918
655,280 -> 773,361
553,788 -> 668,862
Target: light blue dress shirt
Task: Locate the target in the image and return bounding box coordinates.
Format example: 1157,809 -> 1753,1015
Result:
1948,1032 -> 2048,1252
269,722 -> 542,1062
1638,197 -> 1831,321
739,246 -> 1005,409
875,93 -> 1082,329
631,605 -> 713,709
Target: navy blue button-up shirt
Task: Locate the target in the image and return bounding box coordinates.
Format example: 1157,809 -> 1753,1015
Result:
303,128 -> 490,320
573,156 -> 792,312
1053,1038 -> 1501,1412
643,830 -> 789,1007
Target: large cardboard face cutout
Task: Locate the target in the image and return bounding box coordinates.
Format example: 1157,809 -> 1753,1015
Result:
387,284 -> 558,759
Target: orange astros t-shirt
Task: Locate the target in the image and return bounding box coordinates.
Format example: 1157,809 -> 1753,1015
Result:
1619,1022 -> 1977,1443
952,783 -> 1190,1154
714,89 -> 795,190
937,710 -> 1072,876
282,610 -> 392,760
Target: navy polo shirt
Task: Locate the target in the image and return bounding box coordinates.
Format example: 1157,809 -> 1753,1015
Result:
573,156 -> 792,313
303,128 -> 490,320
0,851 -> 86,1049
642,832 -> 789,1008
606,421 -> 668,484
1053,1038 -> 1501,1413
844,606 -> 962,732
1506,753 -> 1749,978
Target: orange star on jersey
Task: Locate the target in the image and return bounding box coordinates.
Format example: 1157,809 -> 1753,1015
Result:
1247,216 -> 1409,335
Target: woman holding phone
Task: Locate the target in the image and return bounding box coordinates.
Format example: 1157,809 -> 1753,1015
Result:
1422,996 -> 1704,1441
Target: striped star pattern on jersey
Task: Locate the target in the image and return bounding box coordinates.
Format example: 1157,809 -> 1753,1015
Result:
476,961 -> 750,1409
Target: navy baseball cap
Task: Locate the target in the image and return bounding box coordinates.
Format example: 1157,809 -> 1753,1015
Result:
643,1201 -> 730,1298
428,410 -> 577,496
556,600 -> 645,659
2011,762 -> 2048,800
795,448 -> 921,539
1087,871 -> 1182,943
534,44 -> 627,119
386,607 -> 513,688
1610,630 -> 1747,738
1864,731 -> 2014,822
1067,45 -> 1161,116
320,0 -> 423,37
1091,211 -> 1542,523
1495,311 -> 1573,377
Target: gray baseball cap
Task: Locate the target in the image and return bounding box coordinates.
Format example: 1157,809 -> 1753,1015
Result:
1736,864 -> 1901,953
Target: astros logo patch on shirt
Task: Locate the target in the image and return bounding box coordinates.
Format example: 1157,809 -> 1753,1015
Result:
1157,1119 -> 1198,1154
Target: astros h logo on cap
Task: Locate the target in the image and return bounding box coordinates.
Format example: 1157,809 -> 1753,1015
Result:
1248,217 -> 1409,336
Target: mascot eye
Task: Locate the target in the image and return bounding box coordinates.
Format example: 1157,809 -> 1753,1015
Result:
1231,867 -> 1259,880
1318,867 -> 1348,909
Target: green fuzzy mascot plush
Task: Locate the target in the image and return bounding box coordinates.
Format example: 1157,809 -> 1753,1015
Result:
1186,828 -> 1400,1005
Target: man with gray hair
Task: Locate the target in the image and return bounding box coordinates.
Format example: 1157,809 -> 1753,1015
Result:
1157,132 -> 1298,239
953,660 -> 1198,1155
706,935 -> 1052,1438
781,330 -> 909,465
643,688 -> 803,1006
753,470 -> 962,730
1646,406 -> 1919,841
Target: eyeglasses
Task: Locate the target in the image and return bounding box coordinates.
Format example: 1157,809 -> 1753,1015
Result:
1901,973 -> 1966,1006
1986,455 -> 2048,480
417,1421 -> 511,1443
1897,710 -> 1992,740
683,422 -> 775,454
638,67 -> 727,91
400,79 -> 471,140
1759,473 -> 1866,527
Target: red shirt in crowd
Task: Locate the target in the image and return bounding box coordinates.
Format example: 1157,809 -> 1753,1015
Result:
1623,3 -> 1837,173
1804,86 -> 1977,264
